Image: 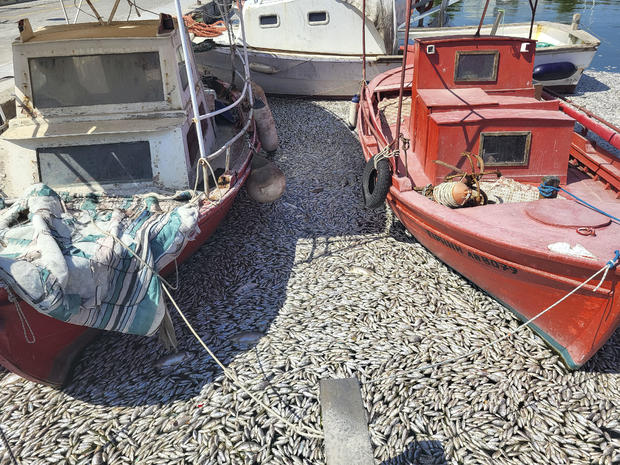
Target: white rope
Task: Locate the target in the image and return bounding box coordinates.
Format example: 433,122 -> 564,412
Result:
432,181 -> 465,208
367,258 -> 617,384
94,226 -> 324,440
2,281 -> 36,344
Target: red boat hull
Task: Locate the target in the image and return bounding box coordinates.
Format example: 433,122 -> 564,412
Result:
0,152 -> 253,387
358,100 -> 619,368
356,36 -> 620,368
387,192 -> 619,368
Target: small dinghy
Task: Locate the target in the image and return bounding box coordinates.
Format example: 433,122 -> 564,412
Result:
0,10 -> 282,386
357,18 -> 619,367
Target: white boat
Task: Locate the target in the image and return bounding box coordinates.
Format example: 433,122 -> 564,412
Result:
191,0 -> 600,96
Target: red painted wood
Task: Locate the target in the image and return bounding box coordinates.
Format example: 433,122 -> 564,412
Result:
358,36 -> 620,368
525,200 -> 612,228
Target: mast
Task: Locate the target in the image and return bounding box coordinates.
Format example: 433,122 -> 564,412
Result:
393,0 -> 414,176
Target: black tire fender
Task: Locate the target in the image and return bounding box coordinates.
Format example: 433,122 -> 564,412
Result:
361,155 -> 391,209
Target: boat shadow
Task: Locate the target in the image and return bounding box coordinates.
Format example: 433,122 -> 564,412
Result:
380,440 -> 447,465
62,97 -> 391,406
572,72 -> 611,95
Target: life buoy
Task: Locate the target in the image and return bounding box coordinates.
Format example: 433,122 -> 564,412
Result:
361,155 -> 391,209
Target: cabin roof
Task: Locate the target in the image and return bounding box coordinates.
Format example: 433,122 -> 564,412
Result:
414,35 -> 536,46
19,20 -> 170,43
429,108 -> 575,125
418,88 -> 499,108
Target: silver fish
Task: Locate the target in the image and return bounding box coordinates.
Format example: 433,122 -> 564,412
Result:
153,351 -> 192,369
229,331 -> 264,345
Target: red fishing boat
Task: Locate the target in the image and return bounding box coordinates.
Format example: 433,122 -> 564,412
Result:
357,29 -> 619,367
0,11 -> 281,386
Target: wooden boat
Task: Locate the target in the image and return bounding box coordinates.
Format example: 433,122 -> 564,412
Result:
357,33 -> 619,368
0,12 -> 276,386
190,0 -> 599,96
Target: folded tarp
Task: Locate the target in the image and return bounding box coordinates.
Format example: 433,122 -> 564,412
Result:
0,184 -> 199,336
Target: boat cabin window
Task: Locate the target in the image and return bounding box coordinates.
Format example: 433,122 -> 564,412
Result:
259,14 -> 279,27
479,132 -> 531,166
454,50 -> 499,82
308,11 -> 328,25
177,46 -> 188,91
29,52 -> 164,108
37,142 -> 153,187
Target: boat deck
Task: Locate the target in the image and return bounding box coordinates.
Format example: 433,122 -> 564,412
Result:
377,96 -> 411,140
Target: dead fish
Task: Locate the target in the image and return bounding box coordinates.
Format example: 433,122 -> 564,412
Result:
229,331 -> 264,345
153,351 -> 192,369
348,265 -> 375,276
235,282 -> 257,295
91,447 -> 104,465
0,373 -> 22,387
281,201 -> 299,210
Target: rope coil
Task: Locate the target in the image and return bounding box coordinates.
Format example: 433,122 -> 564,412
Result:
183,15 -> 227,38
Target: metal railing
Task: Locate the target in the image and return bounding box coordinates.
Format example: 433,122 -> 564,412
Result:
174,0 -> 254,168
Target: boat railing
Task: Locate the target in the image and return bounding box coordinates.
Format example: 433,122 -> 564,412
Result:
174,0 -> 255,180
397,0 -> 460,30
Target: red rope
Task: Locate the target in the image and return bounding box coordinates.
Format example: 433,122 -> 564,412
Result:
183,15 -> 227,38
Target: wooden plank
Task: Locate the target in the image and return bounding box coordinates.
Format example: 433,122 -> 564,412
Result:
320,378 -> 374,465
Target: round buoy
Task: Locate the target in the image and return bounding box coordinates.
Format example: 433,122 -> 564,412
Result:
432,181 -> 471,207
348,94 -> 360,130
246,154 -> 286,203
361,155 -> 391,209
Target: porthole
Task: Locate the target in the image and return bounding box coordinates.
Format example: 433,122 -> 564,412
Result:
308,11 -> 328,25
259,14 -> 279,28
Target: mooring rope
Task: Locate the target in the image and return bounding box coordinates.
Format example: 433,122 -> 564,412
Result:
0,280 -> 36,344
538,183 -> 620,223
94,227 -> 324,440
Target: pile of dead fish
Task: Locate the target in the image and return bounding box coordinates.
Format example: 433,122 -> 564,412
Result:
0,72 -> 619,465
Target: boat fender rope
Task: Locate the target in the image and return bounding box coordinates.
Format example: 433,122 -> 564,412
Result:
366,251 -> 619,384
593,249 -> 619,293
538,183 -> 620,223
362,152 -> 392,209
1,280 -> 36,344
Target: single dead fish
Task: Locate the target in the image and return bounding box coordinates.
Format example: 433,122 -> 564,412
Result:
153,351 -> 192,369
91,447 -> 104,465
229,331 -> 264,345
281,201 -> 299,210
235,282 -> 257,295
348,265 -> 375,276
0,373 -> 22,387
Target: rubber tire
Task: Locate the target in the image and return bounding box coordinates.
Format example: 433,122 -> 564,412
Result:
361,155 -> 391,209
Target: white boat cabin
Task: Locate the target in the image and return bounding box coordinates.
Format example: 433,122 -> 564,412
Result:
0,17 -> 216,198
239,0 -> 398,55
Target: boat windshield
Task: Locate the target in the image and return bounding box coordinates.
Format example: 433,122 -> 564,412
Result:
29,52 -> 164,108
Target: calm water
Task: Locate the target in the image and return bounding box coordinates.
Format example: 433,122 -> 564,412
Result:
427,0 -> 620,71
